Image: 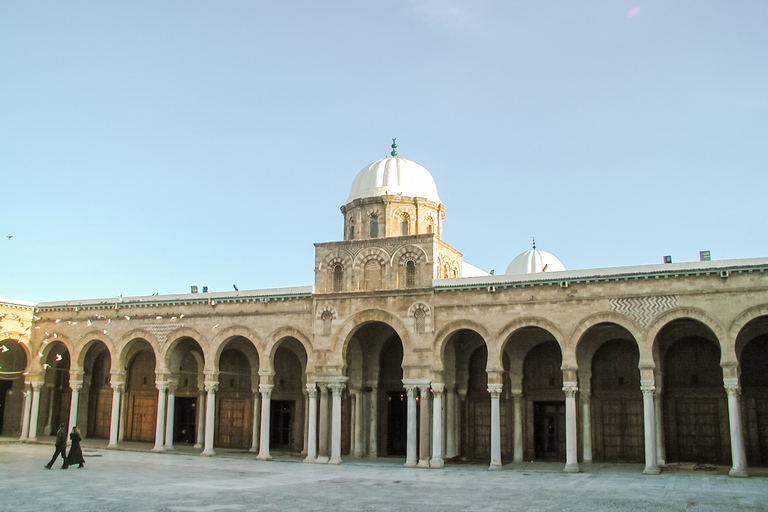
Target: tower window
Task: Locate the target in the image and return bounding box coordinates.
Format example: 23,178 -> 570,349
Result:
332,264 -> 344,292
401,221 -> 408,235
406,260 -> 416,287
370,220 -> 378,238
414,307 -> 426,332
349,225 -> 355,239
321,310 -> 333,336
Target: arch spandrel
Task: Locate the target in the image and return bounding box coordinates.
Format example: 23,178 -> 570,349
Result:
569,312 -> 644,370
331,309 -> 412,370
729,304 -> 768,360
647,307 -> 727,365
433,319 -> 493,373
263,326 -> 314,375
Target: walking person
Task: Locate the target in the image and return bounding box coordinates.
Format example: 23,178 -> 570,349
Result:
66,426 -> 85,468
45,423 -> 68,469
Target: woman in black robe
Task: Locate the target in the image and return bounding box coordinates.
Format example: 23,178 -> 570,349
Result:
66,426 -> 85,468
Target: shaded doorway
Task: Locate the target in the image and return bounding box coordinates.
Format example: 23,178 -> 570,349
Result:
0,381 -> 11,434
387,391 -> 406,456
534,402 -> 565,460
271,400 -> 295,449
174,397 -> 197,444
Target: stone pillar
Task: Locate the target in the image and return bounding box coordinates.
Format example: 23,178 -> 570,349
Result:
404,385 -> 418,467
458,389 -> 467,459
108,382 -> 124,448
304,384 -> 318,463
257,384 -> 273,460
152,381 -> 168,452
431,383 -> 445,469
67,380 -> 83,434
28,382 -> 43,441
353,391 -> 364,458
302,389 -> 309,456
19,385 -> 32,442
195,390 -> 205,449
725,380 -> 749,477
164,382 -> 177,449
654,390 -> 666,465
118,390 -> 126,442
201,381 -> 218,456
250,389 -> 260,453
418,384 -> 430,468
563,384 -> 580,473
641,385 -> 660,474
489,383 -> 503,470
329,383 -> 344,464
445,389 -> 456,459
582,392 -> 592,463
317,384 -> 329,463
45,384 -> 55,435
512,392 -> 523,462
369,386 -> 378,457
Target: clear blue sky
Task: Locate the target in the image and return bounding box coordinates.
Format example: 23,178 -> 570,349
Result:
2,1 -> 767,302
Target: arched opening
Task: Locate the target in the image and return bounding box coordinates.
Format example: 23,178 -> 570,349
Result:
524,341 -> 565,461
406,260 -> 416,288
83,342 -> 112,439
124,341 -> 157,443
271,338 -> 307,453
345,321 -> 404,458
657,319 -> 728,464
166,337 -> 204,447
332,264 -> 344,292
41,341 -> 71,435
0,339 -> 28,435
736,315 -> 768,467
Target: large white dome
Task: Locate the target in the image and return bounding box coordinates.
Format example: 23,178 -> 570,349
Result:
505,248 -> 566,275
346,156 -> 442,205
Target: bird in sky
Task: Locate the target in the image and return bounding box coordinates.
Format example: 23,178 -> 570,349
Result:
6,236 -> 12,240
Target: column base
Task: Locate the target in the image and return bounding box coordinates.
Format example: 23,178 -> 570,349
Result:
303,455 -> 317,463
430,458 -> 444,469
152,446 -> 166,453
328,456 -> 342,465
488,462 -> 502,471
164,446 -> 174,451
201,449 -> 215,457
256,453 -> 271,461
315,456 -> 329,464
729,467 -> 749,478
249,446 -> 258,453
563,463 -> 580,473
106,443 -> 118,449
194,443 -> 202,449
417,459 -> 430,468
404,460 -> 417,468
643,466 -> 661,475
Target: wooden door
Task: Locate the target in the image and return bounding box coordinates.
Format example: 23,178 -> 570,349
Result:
217,397 -> 250,449
88,390 -> 113,439
601,400 -> 643,462
129,395 -> 156,442
469,400 -> 490,460
675,399 -> 722,463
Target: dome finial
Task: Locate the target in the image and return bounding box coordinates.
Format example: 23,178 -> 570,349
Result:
532,237 -> 536,250
390,138 -> 398,157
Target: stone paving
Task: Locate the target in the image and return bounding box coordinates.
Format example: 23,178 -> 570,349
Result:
1,441 -> 767,512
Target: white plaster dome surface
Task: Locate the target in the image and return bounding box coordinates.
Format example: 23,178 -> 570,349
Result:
346,156 -> 443,205
505,249 -> 566,275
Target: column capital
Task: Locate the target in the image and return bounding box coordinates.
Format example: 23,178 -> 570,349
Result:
70,380 -> 84,392
487,383 -> 503,398
562,384 -> 578,398
110,381 -> 125,392
204,381 -> 219,393
725,384 -> 741,397
431,382 -> 445,395
306,384 -> 317,398
329,382 -> 346,395
31,381 -> 44,391
260,384 -> 274,398
156,380 -> 169,392
641,385 -> 656,396
167,380 -> 179,394
405,385 -> 417,398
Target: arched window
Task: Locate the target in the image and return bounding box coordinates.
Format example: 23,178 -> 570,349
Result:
400,213 -> 410,236
349,224 -> 355,240
414,307 -> 426,333
332,264 -> 344,292
406,260 -> 416,287
426,223 -> 433,234
321,310 -> 333,336
370,214 -> 379,238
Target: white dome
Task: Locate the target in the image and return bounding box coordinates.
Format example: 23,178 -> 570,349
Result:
505,249 -> 566,275
346,156 -> 442,205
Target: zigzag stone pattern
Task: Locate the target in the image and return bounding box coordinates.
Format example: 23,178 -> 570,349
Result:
609,296 -> 678,328
139,323 -> 183,345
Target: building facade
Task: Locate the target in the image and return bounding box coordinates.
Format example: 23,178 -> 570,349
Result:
2,148 -> 767,477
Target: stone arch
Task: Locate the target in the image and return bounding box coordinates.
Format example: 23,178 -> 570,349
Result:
1,335 -> 32,372
264,326 -> 314,376
434,319 -> 493,373
730,304 -> 768,360
647,307 -> 726,365
569,312 -> 644,369
332,309 -> 412,370
118,336 -> 157,373
352,247 -> 390,271
73,331 -> 116,368
319,250 -> 354,272
391,245 -> 429,267
34,333 -> 74,375
315,305 -> 338,320
212,325 -> 261,368
164,328 -> 208,376
497,317 -> 565,371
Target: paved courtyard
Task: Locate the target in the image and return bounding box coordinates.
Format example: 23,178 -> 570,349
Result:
1,441 -> 767,512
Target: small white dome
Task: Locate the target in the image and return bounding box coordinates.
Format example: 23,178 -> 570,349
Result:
346,156 -> 442,205
505,248 -> 566,275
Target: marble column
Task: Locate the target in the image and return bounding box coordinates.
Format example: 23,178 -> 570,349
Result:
19,385 -> 32,442
418,385 -> 431,468
641,385 -> 660,474
329,383 -> 344,464
250,389 -> 260,453
201,381 -> 218,456
582,392 -> 592,463
405,385 -> 418,467
488,383 -> 503,470
445,389 -> 456,459
353,391 -> 364,457
153,381 -> 168,452
45,384 -> 55,435
164,382 -> 177,449
512,393 -> 523,462
195,390 -> 205,449
118,390 -> 126,442
302,389 -> 309,456
431,383 -> 445,469
725,381 -> 749,477
654,390 -> 666,466
317,384 -> 329,463
304,385 -> 318,463
68,380 -> 83,434
28,382 -> 43,441
108,382 -> 124,448
563,384 -> 580,473
257,384 -> 273,460
369,386 -> 378,457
